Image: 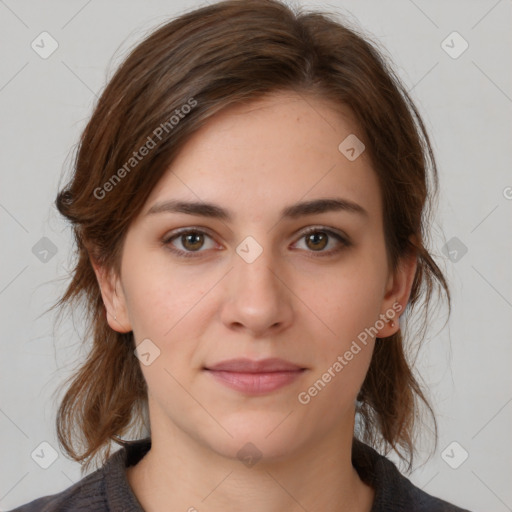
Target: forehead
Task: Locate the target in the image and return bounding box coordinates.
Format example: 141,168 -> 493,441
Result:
141,90 -> 381,225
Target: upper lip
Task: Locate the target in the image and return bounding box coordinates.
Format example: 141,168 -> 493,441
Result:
204,358 -> 305,373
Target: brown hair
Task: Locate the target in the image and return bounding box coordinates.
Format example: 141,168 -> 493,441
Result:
49,0 -> 450,475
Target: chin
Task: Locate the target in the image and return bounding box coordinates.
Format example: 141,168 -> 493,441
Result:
200,413 -> 309,464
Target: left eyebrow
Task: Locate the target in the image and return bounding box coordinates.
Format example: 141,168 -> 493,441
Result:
145,197 -> 369,221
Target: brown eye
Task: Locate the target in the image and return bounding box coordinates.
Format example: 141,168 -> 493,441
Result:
294,227 -> 351,257
180,232 -> 205,251
163,229 -> 216,258
163,226 -> 351,260
304,231 -> 329,251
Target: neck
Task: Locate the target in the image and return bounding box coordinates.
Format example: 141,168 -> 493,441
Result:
126,416 -> 374,512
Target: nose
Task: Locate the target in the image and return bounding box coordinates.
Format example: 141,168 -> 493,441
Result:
219,242 -> 294,337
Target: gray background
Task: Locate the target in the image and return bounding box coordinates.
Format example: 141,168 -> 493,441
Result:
1,0 -> 511,510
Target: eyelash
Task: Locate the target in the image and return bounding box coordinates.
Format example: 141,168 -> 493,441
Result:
161,226 -> 352,259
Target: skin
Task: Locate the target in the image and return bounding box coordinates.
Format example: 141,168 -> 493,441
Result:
92,90 -> 417,512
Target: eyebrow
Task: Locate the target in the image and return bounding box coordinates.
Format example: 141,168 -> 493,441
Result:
145,197 -> 368,221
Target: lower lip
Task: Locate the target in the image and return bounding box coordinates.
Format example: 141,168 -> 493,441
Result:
205,369 -> 305,395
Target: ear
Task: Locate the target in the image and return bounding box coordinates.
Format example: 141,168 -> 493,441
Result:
90,257 -> 132,333
375,238 -> 418,338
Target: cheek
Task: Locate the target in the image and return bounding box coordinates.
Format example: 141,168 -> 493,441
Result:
304,255 -> 384,389
318,258 -> 385,338
121,261 -> 218,395
298,268 -> 381,411
122,255 -> 209,339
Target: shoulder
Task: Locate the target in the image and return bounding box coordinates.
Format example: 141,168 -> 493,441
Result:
7,439 -> 150,512
352,439 -> 473,512
6,467 -> 108,512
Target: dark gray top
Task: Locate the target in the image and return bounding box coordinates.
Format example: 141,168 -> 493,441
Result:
8,437 -> 472,511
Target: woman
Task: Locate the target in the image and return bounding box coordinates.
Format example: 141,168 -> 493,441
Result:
9,0 -> 472,510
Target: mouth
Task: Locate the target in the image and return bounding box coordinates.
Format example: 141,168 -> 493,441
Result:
203,358 -> 307,395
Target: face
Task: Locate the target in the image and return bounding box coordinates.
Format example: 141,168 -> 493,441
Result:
94,90 -> 416,462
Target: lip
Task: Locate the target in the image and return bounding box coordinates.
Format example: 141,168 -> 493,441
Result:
203,358 -> 307,395
204,357 -> 305,373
